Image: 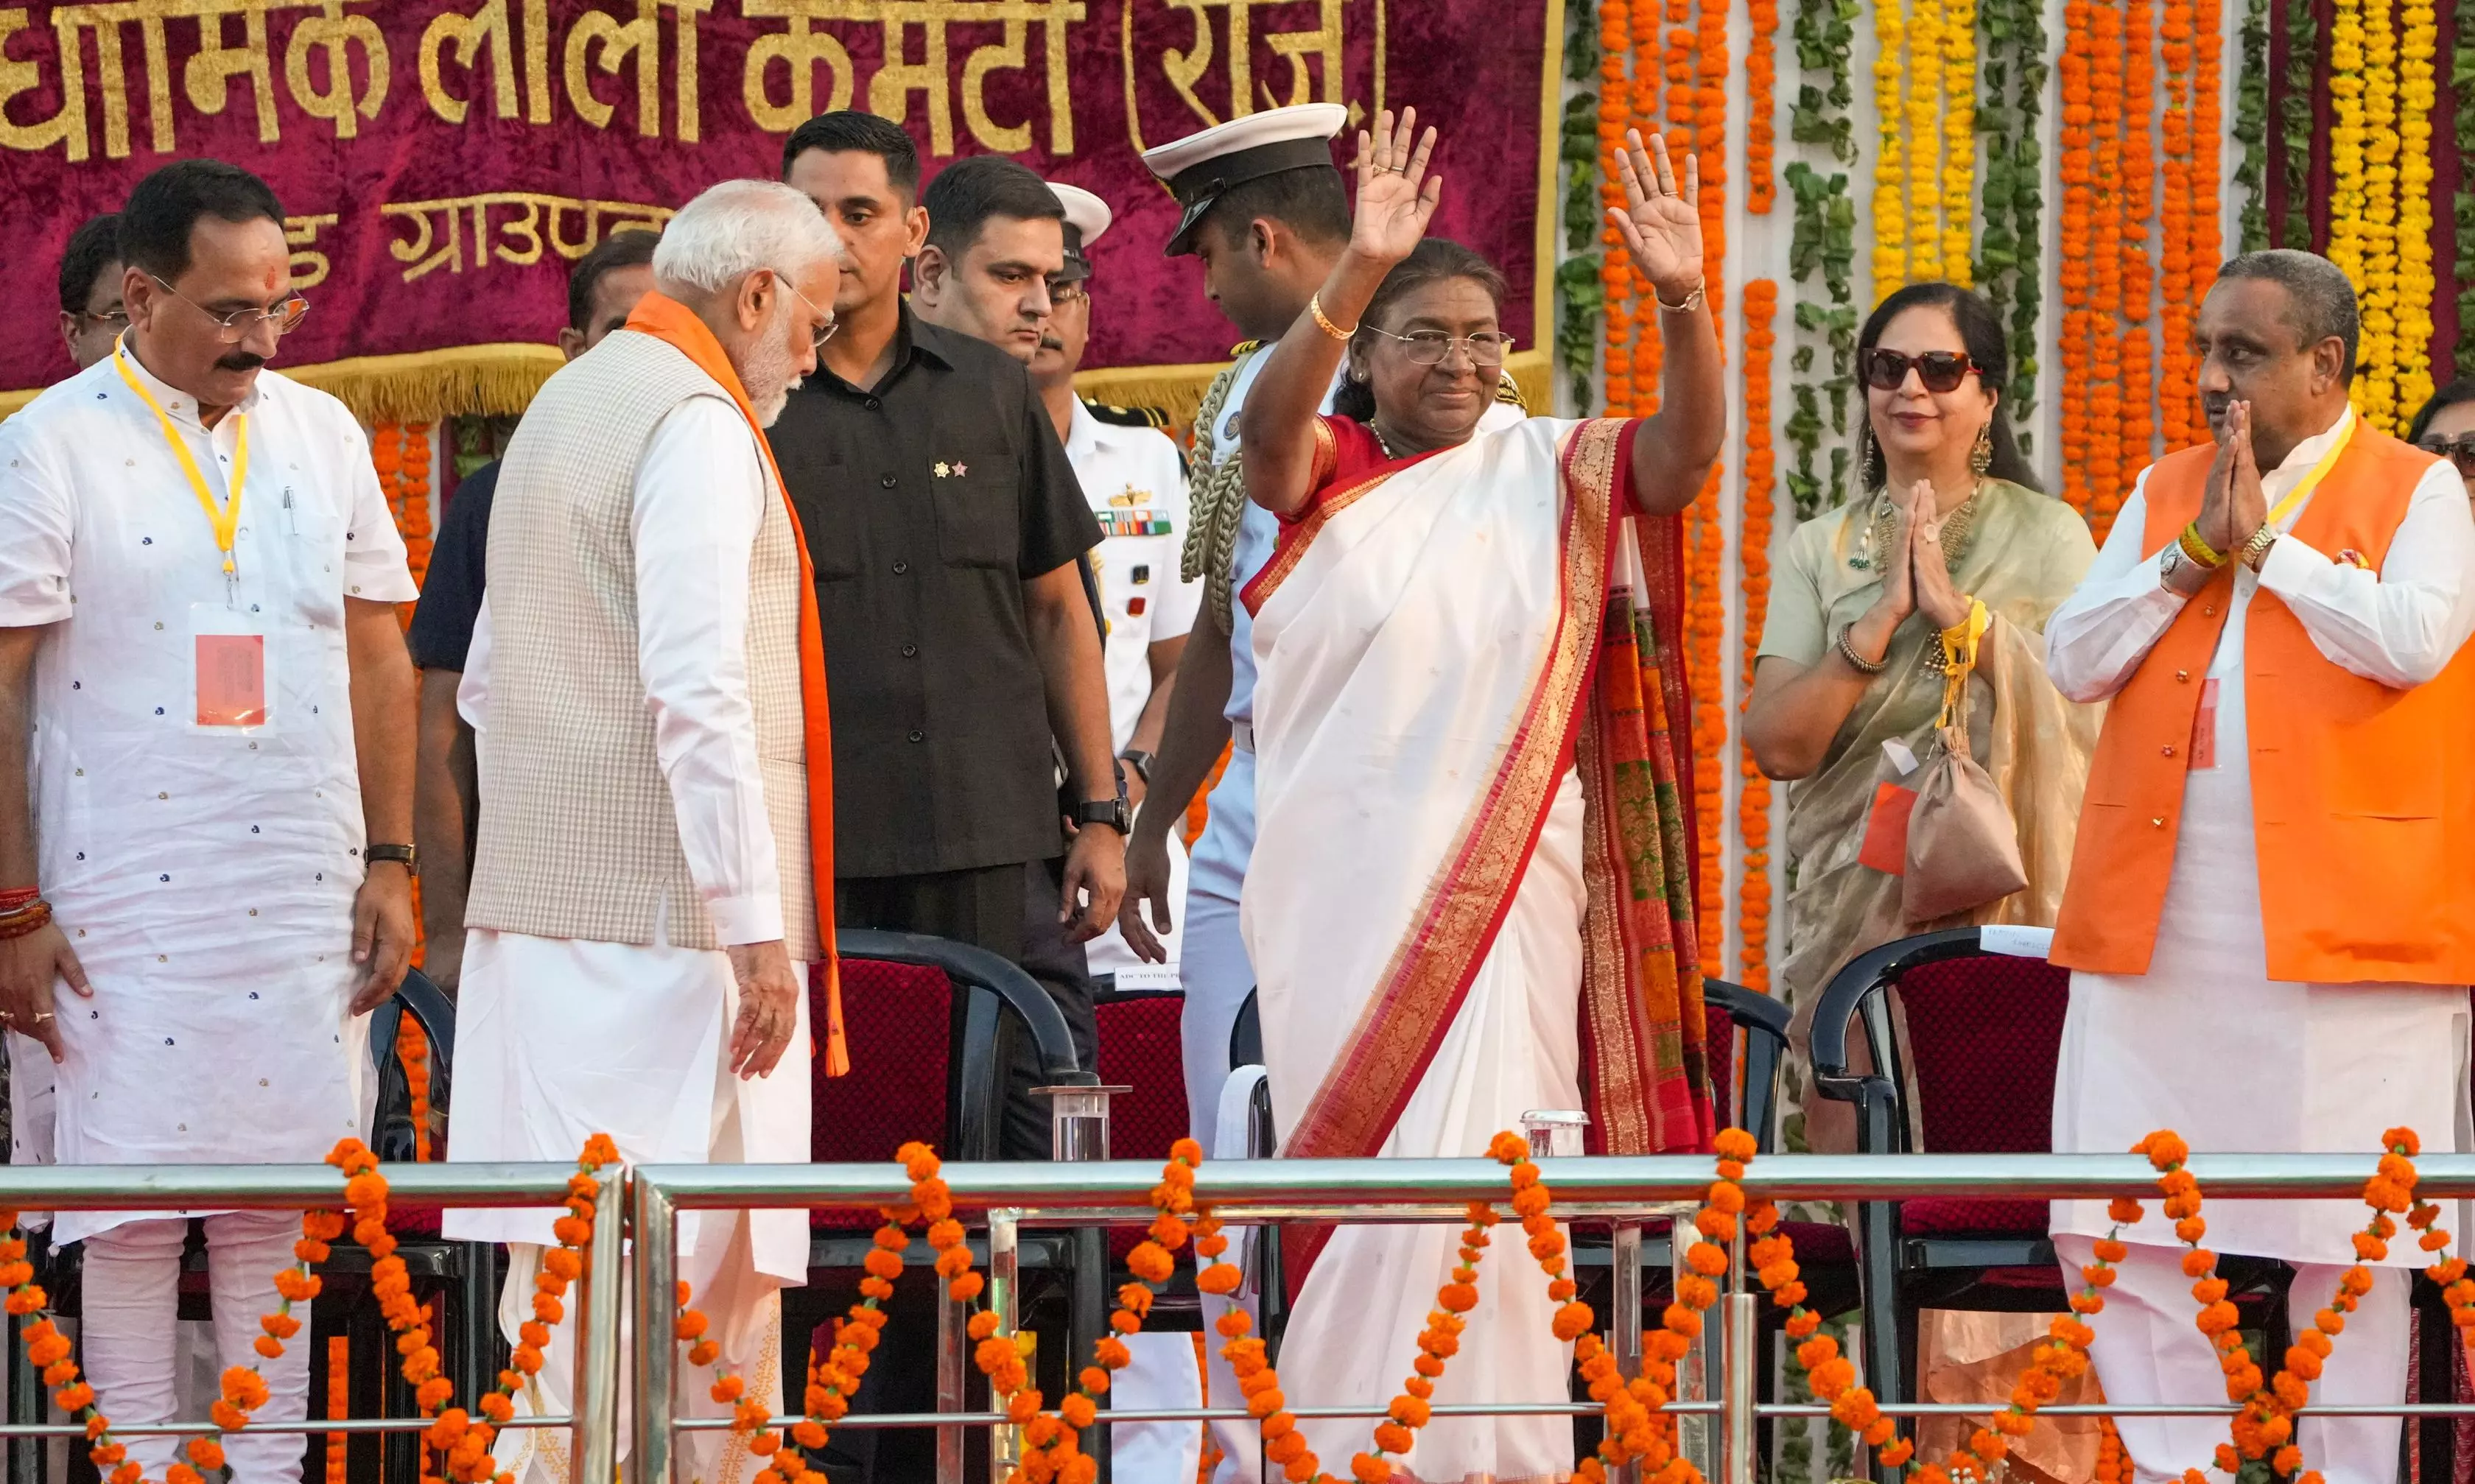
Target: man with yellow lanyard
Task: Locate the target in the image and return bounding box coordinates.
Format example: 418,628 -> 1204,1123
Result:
2043,250 -> 2475,1483
0,160 -> 418,1484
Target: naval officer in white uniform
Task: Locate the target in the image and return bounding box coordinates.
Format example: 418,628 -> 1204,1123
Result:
1032,183 -> 1198,994
1028,176 -> 1210,1484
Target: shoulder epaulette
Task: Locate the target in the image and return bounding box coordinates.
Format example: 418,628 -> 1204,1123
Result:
1494,371 -> 1529,412
1081,398 -> 1172,429
1229,340 -> 1264,357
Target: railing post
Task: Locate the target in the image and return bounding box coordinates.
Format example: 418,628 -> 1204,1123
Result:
1721,1292 -> 1756,1484
1039,1082 -> 1126,1484
631,1177 -> 678,1484
989,1208 -> 1022,1476
1671,1226 -> 1711,1472
937,1284 -> 965,1484
1609,1225 -> 1643,1484
575,1166 -> 625,1484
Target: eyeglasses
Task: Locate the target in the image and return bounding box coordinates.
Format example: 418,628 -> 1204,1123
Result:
1047,278 -> 1090,306
1366,327 -> 1517,369
74,309 -> 127,330
1861,348 -> 1979,393
2416,431 -> 2475,474
779,274 -> 838,351
149,275 -> 308,343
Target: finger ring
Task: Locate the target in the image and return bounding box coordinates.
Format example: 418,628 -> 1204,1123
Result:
30,1013 -> 50,1024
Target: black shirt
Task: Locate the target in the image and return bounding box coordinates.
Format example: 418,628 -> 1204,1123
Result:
768,309 -> 1101,879
406,459 -> 499,671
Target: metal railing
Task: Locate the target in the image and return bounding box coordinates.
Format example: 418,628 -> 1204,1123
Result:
0,1162 -> 623,1484
4,1154 -> 2474,1484
633,1152 -> 2475,1484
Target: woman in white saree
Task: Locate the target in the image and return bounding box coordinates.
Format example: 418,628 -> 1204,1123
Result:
1235,112 -> 1727,1484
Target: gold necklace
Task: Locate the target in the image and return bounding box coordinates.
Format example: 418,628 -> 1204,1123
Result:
1848,480 -> 1984,572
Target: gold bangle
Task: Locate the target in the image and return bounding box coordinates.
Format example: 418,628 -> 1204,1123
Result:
2177,521 -> 2228,569
1656,281 -> 1707,314
1308,292 -> 1356,342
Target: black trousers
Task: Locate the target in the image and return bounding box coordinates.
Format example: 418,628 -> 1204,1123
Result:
821,859 -> 1098,1484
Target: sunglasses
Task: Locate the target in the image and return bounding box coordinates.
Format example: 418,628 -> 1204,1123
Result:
1861,348 -> 1980,394
2415,432 -> 2475,474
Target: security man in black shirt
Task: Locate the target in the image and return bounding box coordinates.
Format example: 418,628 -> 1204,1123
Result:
772,113 -> 1123,1155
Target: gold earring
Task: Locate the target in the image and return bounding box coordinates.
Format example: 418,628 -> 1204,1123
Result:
1970,422 -> 1994,477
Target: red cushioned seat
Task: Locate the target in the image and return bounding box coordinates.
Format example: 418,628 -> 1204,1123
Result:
811,958 -> 955,1230
1898,1198 -> 2049,1238
1895,956 -> 2070,1156
1096,993 -> 1190,1262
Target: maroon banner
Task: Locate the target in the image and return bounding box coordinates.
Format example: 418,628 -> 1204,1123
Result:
0,0 -> 1553,401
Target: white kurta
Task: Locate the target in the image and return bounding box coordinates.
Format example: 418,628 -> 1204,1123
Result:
444,393 -> 812,1272
2045,408 -> 2475,1262
446,394 -> 811,1484
0,346 -> 415,1245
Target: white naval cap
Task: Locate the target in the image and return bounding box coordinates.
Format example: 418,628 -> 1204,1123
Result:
1138,102 -> 1347,257
1048,182 -> 1112,281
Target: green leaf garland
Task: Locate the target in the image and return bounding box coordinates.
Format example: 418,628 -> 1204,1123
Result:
1973,0 -> 2047,457
1559,0 -> 1606,411
2281,0 -> 2315,250
1786,0 -> 1859,518
2457,1 -> 2475,376
2235,0 -> 2272,250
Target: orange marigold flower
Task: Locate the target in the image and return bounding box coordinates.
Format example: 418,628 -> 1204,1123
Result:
1350,1452 -> 1391,1483
1061,1394 -> 1097,1430
1713,1129 -> 1758,1162
2108,1198 -> 2146,1224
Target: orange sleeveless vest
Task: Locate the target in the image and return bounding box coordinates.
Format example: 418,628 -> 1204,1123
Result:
2049,423 -> 2475,984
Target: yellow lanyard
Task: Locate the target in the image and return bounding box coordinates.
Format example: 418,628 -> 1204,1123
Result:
2264,415 -> 2355,529
112,342 -> 248,579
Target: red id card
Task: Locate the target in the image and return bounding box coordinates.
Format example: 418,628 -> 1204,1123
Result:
196,633 -> 267,728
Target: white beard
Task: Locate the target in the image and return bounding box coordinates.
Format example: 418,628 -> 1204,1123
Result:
737,310 -> 800,428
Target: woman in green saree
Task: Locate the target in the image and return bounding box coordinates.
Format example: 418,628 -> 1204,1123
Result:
1746,281 -> 2101,1156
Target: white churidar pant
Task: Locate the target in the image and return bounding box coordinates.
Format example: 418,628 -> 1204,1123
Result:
2055,1234 -> 2409,1484
82,1212 -> 309,1484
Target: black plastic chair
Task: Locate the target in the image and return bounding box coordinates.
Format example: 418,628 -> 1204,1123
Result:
1808,926 -> 2289,1466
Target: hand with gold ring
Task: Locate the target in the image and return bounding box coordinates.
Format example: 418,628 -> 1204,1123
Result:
0,914 -> 86,1064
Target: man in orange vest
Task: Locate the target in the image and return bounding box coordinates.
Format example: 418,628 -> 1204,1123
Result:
2042,249 -> 2475,1482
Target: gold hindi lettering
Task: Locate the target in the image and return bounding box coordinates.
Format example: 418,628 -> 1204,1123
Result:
380,193 -> 674,284
1154,0 -> 1346,131
0,0 -> 401,160
284,211 -> 338,289
742,0 -> 1082,154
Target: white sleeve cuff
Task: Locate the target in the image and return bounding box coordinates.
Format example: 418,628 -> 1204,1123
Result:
2254,530 -> 2329,599
704,893 -> 784,947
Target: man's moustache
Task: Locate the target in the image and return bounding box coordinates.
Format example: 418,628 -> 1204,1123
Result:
216,352 -> 266,372
1037,335 -> 1064,352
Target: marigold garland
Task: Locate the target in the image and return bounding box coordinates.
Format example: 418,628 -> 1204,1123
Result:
1737,282 -> 1777,994
2160,0 -> 2202,446
2095,1416 -> 2128,1483
401,1016 -> 435,1162
1746,0 -> 1778,214
2356,0 -> 2401,430
2393,0 -> 2437,421
326,1334 -> 350,1484
2188,0 -> 2225,397
2119,0 -> 2158,479
2085,0 -> 2127,535
1937,0 -> 1975,286
2057,0 -> 2096,513
2327,0 -> 2370,311
1871,0 -> 1909,295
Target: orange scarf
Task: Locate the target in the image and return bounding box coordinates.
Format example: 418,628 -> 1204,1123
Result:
623,292 -> 848,1076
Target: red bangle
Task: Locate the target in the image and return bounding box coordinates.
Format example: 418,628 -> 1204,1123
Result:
0,901 -> 52,940
0,887 -> 39,913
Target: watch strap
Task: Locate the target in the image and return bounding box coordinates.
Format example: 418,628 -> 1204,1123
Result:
366,843 -> 419,876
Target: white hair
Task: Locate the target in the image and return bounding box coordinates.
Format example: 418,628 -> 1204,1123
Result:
652,180 -> 845,298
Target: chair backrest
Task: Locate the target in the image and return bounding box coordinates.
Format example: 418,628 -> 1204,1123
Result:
1703,1000 -> 1736,1132
811,958 -> 954,1163
1888,952 -> 2071,1155
1093,990 -> 1190,1161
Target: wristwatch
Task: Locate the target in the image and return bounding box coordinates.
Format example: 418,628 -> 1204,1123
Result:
1073,796 -> 1133,836
365,843 -> 420,876
1118,749 -> 1155,786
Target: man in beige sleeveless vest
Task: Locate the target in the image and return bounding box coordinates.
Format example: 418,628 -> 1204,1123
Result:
440,180 -> 843,1484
